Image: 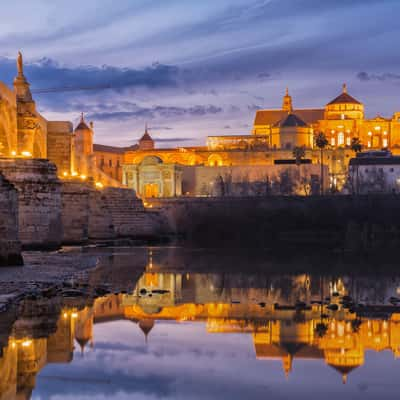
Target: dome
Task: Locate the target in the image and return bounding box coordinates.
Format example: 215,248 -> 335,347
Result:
138,125 -> 155,150
139,319 -> 155,336
75,113 -> 91,131
275,113 -> 307,128
327,84 -> 361,106
328,364 -> 360,384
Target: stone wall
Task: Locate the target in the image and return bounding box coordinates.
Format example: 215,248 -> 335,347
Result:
0,158 -> 62,249
0,173 -> 22,265
62,182 -> 164,243
46,121 -> 74,176
61,181 -> 91,243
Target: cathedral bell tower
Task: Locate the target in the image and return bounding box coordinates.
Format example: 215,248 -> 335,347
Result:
282,88 -> 293,113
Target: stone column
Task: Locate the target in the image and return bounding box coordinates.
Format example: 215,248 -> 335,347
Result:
0,158 -> 62,249
0,172 -> 22,265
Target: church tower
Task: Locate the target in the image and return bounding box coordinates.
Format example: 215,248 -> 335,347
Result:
138,125 -> 155,150
282,88 -> 293,113
74,113 -> 94,156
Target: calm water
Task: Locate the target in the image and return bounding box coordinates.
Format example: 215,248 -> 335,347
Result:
2,247 -> 400,400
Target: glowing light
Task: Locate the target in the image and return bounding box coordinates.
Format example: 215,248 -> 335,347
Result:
62,171 -> 68,177
95,182 -> 104,189
22,340 -> 32,347
71,171 -> 78,177
63,312 -> 68,319
11,150 -> 16,156
80,174 -> 87,180
21,151 -> 32,157
71,312 -> 78,319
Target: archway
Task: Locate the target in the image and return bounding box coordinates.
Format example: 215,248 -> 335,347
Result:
207,154 -> 223,167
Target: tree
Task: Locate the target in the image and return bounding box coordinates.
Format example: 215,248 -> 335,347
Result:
350,137 -> 362,194
350,137 -> 362,154
292,145 -> 306,166
315,132 -> 329,195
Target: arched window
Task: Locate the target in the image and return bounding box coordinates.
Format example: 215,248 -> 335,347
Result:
338,132 -> 344,146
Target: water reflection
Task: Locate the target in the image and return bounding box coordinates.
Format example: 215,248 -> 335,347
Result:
1,249 -> 400,399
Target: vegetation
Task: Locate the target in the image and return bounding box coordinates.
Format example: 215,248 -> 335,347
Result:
350,137 -> 362,154
292,145 -> 306,166
315,132 -> 329,195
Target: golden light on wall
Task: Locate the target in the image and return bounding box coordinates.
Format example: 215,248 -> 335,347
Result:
22,339 -> 32,347
21,151 -> 32,157
95,182 -> 104,189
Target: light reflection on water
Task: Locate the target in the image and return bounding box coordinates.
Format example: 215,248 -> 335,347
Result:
1,248 -> 400,399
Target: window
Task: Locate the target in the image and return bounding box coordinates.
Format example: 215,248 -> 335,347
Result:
109,159 -> 112,167
338,132 -> 344,145
383,138 -> 388,147
346,137 -> 351,146
341,114 -> 345,120
367,141 -> 371,148
331,137 -> 336,146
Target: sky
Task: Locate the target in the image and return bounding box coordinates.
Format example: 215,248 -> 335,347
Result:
33,320 -> 400,400
1,0 -> 400,147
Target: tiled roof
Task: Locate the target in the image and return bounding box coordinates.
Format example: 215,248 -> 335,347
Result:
93,143 -> 138,154
349,156 -> 400,166
75,121 -> 90,131
275,113 -> 308,127
140,132 -> 153,142
254,108 -> 324,126
327,92 -> 361,105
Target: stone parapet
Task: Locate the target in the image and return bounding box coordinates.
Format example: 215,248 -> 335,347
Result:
0,158 -> 62,249
61,182 -> 163,242
61,181 -> 91,244
0,173 -> 22,265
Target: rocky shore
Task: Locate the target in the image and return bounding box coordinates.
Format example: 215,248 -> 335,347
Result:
0,249 -> 101,313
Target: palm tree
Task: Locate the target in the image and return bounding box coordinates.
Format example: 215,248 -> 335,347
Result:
292,146 -> 306,195
315,132 -> 329,195
292,145 -> 306,166
350,137 -> 362,154
350,137 -> 362,194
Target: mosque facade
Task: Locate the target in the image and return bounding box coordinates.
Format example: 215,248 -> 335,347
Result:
2,53 -> 400,196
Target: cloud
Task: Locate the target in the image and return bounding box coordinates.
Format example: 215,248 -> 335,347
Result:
153,137 -> 193,143
357,71 -> 400,82
87,104 -> 223,122
149,126 -> 173,130
0,56 -> 179,92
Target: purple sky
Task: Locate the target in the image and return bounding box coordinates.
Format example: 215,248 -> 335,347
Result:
1,0 -> 400,147
33,320 -> 400,400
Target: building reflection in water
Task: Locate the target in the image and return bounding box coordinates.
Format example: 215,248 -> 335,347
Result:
2,266 -> 400,398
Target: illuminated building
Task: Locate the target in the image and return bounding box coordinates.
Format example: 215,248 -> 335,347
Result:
107,85 -> 400,195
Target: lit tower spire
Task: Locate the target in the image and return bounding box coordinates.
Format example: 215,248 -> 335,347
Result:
282,87 -> 293,113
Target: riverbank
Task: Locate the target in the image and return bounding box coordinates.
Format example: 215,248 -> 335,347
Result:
0,250 -> 99,312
